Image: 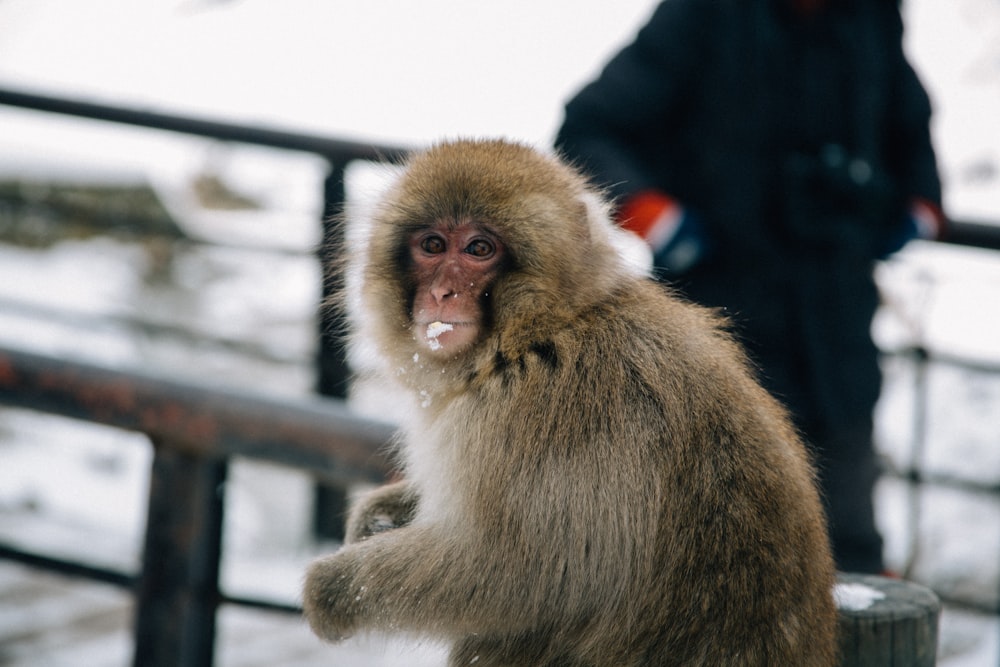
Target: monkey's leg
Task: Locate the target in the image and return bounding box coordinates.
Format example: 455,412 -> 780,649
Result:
344,480 -> 417,544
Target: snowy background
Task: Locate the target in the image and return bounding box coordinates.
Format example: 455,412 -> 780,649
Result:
0,0 -> 998,665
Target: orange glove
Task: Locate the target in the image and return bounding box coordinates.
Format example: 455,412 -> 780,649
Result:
617,190 -> 707,273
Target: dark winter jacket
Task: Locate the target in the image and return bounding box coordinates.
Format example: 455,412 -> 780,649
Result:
556,0 -> 941,433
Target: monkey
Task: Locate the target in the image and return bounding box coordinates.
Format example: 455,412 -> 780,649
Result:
303,138 -> 838,666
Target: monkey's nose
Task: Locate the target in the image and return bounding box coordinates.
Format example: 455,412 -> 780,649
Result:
431,286 -> 459,303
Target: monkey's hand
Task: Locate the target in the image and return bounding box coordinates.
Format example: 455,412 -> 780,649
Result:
302,552 -> 363,642
344,480 -> 417,544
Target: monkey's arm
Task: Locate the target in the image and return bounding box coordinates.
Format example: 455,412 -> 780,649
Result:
303,523 -> 554,643
343,480 -> 417,544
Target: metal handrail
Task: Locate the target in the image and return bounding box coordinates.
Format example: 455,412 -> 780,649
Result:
0,87 -> 409,163
2,85 -> 998,249
0,346 -> 395,485
2,83 -> 999,664
0,346 -> 396,667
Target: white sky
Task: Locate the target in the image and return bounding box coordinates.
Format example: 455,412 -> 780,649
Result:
0,0 -> 996,216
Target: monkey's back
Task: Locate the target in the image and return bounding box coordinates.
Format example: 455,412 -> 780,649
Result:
453,276 -> 838,665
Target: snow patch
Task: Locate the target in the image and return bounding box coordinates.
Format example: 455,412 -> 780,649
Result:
425,321 -> 453,351
834,582 -> 887,611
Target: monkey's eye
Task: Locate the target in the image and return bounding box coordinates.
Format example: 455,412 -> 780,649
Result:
420,235 -> 446,254
465,238 -> 496,258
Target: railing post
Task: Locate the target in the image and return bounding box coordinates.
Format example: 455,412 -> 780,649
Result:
316,159 -> 351,400
836,573 -> 940,666
133,439 -> 227,667
313,160 -> 351,540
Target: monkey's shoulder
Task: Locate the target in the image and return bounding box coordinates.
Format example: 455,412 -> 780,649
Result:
574,280 -> 741,364
478,279 -> 745,398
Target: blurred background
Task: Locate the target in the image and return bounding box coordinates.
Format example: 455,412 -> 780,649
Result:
0,0 -> 997,665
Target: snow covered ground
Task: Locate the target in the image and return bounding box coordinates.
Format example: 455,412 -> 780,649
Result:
0,0 -> 998,665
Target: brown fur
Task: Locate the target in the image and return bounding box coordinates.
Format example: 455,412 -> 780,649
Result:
303,139 -> 838,666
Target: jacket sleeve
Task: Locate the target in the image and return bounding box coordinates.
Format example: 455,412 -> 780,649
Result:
889,62 -> 942,207
883,10 -> 942,208
555,0 -> 711,201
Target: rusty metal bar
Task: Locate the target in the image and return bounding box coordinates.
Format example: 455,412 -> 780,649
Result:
0,346 -> 396,486
133,443 -> 227,667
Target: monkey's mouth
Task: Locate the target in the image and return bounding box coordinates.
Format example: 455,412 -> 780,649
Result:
424,321 -> 453,351
415,320 -> 475,352
426,321 -> 454,339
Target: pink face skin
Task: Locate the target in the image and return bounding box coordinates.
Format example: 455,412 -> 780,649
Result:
408,221 -> 505,356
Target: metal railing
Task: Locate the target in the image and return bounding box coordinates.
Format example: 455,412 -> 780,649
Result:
0,346 -> 395,666
0,85 -> 411,401
2,85 -> 1000,665
2,86 -> 998,254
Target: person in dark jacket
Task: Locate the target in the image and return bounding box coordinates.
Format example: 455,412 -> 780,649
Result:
556,0 -> 945,574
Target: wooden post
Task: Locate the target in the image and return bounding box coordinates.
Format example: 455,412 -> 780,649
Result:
133,441 -> 227,667
836,573 -> 940,667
